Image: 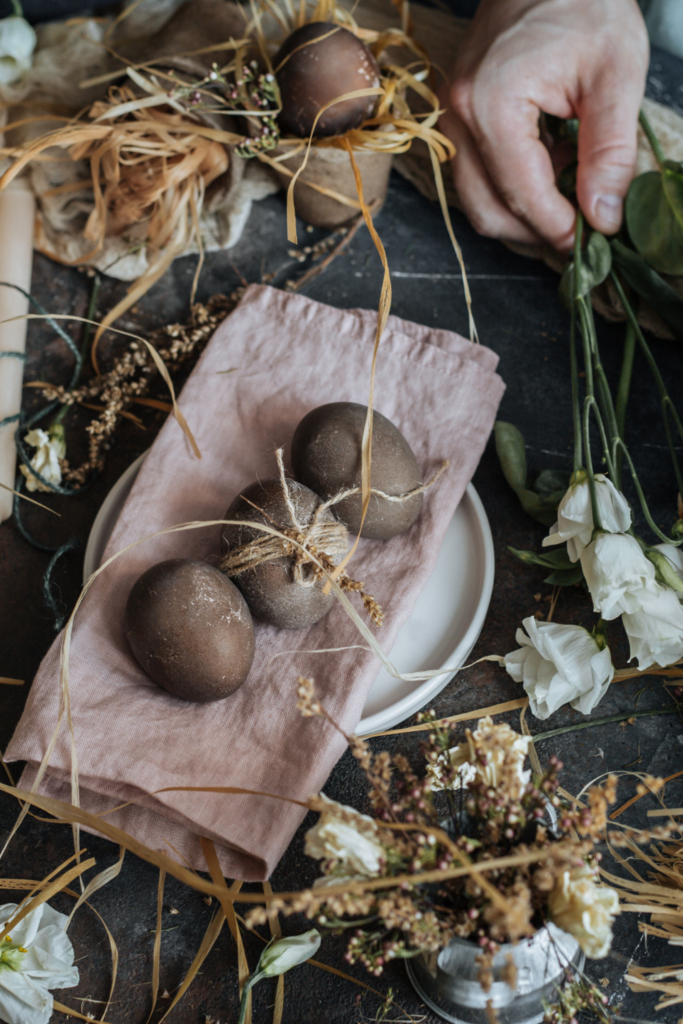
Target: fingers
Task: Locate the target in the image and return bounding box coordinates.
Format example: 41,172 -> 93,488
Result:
459,84 -> 577,251
575,49 -> 649,235
439,105 -> 544,245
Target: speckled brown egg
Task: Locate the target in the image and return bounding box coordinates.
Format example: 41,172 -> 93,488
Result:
291,402 -> 423,540
124,558 -> 255,702
221,478 -> 346,629
274,22 -> 380,138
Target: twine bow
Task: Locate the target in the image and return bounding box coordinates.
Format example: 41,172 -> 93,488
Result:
221,449 -> 384,625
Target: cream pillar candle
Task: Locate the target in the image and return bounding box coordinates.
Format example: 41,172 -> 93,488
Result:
0,177 -> 35,523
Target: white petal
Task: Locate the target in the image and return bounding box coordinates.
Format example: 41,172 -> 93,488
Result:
623,585 -> 683,669
0,970 -> 53,1024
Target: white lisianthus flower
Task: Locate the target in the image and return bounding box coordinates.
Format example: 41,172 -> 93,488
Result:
0,14 -> 36,85
305,794 -> 384,877
543,473 -> 631,562
548,864 -> 620,959
0,899 -> 79,1024
622,583 -> 683,669
580,532 -> 657,620
19,427 -> 65,493
259,929 -> 321,976
429,717 -> 531,797
504,617 -> 614,719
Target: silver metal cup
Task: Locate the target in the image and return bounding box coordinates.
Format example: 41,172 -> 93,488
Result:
406,924 -> 585,1024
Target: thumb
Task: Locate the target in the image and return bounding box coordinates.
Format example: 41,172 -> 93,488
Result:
576,74 -> 646,235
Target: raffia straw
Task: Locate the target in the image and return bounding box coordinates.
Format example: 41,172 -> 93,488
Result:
0,480 -> 61,515
263,879 -> 285,1024
145,869 -> 165,1024
0,78 -> 243,373
200,838 -> 252,1022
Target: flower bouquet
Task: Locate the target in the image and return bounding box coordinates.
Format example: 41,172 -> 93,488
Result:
244,681 -> 662,1024
492,112 -> 683,724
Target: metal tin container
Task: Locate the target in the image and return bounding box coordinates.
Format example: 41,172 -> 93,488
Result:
406,923 -> 585,1024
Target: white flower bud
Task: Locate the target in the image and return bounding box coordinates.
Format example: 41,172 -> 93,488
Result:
0,16 -> 36,85
259,929 -> 321,976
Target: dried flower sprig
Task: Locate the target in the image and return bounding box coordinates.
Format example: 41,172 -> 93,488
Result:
31,291 -> 241,485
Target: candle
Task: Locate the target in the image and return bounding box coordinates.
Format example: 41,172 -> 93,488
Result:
0,177 -> 35,523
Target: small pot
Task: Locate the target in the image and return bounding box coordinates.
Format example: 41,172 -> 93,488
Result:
271,143 -> 393,228
406,923 -> 584,1024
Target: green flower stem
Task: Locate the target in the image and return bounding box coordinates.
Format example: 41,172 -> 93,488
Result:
237,971 -> 264,1024
569,302 -> 583,472
614,320 -> 636,490
9,0 -> 23,16
610,269 -> 683,500
532,704 -> 677,744
574,211 -> 604,530
49,272 -> 100,429
639,108 -> 666,169
612,437 -> 680,544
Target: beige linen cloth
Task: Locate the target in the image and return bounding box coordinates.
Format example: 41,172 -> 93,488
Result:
6,285 -> 504,881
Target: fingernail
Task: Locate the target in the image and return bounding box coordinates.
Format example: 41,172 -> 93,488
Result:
595,194 -> 623,232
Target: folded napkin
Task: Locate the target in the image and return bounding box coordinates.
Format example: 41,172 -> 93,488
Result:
7,285 -> 504,881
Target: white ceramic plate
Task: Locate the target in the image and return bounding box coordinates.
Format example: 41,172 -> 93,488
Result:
84,454 -> 495,736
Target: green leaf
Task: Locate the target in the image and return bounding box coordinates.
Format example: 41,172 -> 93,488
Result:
662,161 -> 683,231
495,421 -> 566,526
534,468 -> 571,502
508,546 -> 574,571
494,421 -> 527,493
516,490 -> 558,527
544,566 -> 585,587
626,169 -> 683,275
611,239 -> 683,339
576,232 -> 612,296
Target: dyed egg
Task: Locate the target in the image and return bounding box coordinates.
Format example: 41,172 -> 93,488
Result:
124,559 -> 255,702
221,477 -> 346,629
291,402 -> 423,540
274,22 -> 380,138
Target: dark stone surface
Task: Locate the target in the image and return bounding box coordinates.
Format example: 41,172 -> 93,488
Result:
1,11 -> 683,1024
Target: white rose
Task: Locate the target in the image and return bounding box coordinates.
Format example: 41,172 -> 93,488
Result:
430,717 -> 531,797
305,795 -> 384,877
0,16 -> 36,85
19,427 -> 66,493
622,583 -> 683,669
505,618 -> 614,720
543,473 -> 631,562
548,864 -> 620,959
0,899 -> 79,1024
580,532 -> 657,620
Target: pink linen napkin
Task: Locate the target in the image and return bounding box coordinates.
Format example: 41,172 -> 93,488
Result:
6,284 -> 504,881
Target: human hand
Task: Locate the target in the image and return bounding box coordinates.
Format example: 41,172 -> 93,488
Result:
441,0 -> 649,250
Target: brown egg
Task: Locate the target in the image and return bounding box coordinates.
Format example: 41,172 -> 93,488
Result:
291,402 -> 423,540
274,22 -> 380,138
124,559 -> 255,702
221,478 -> 346,629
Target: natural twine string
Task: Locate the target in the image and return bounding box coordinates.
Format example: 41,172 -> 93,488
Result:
220,451 -> 450,627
